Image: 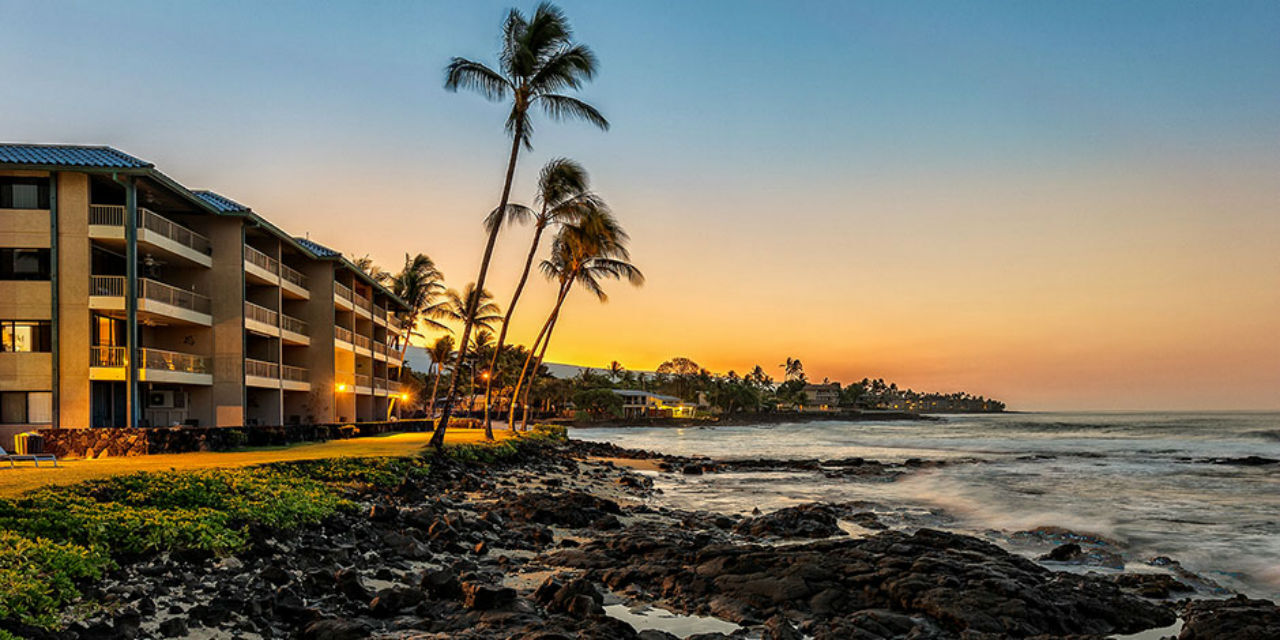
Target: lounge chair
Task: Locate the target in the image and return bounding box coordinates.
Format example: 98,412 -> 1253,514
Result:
0,445 -> 59,468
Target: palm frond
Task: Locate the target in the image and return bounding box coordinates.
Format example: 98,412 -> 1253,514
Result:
444,58 -> 511,100
530,44 -> 598,93
537,93 -> 610,130
483,203 -> 537,234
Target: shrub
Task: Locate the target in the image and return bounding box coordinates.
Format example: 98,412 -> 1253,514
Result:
0,532 -> 110,628
269,457 -> 430,488
223,428 -> 248,448
338,424 -> 358,439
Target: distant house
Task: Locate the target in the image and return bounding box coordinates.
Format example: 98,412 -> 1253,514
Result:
802,383 -> 841,411
611,389 -> 696,419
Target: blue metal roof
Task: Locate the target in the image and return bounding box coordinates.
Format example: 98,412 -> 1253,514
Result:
0,143 -> 151,169
192,190 -> 250,213
294,237 -> 341,258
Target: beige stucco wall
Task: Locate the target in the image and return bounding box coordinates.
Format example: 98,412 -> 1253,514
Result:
56,172 -> 91,428
210,218 -> 245,426
0,210 -> 52,248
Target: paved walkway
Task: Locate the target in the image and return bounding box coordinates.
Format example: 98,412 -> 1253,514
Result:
0,429 -> 510,497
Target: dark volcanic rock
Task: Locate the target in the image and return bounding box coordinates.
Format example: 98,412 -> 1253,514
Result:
462,581 -> 517,610
548,524 -> 1175,637
494,491 -> 622,528
732,504 -> 844,539
1179,596 -> 1280,639
299,618 -> 371,640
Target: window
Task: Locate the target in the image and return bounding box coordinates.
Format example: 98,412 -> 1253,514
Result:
0,391 -> 51,424
0,178 -> 50,209
0,320 -> 52,352
0,248 -> 51,280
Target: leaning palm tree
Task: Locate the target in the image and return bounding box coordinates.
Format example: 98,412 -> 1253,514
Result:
433,1 -> 609,449
480,157 -> 599,437
385,254 -> 449,417
509,209 -> 643,429
426,335 -> 455,415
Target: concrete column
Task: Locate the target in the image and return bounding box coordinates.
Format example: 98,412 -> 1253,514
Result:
56,173 -> 91,428
210,219 -> 246,426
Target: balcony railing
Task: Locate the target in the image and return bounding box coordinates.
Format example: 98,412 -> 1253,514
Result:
335,282 -> 353,302
281,314 -> 309,335
140,279 -> 211,314
90,275 -> 124,297
91,276 -> 211,314
244,301 -> 278,326
388,315 -> 402,331
335,326 -> 353,343
355,374 -> 372,388
281,365 -> 309,382
244,244 -> 279,275
374,378 -> 388,391
144,348 -> 209,374
374,305 -> 387,320
354,334 -> 371,350
90,346 -> 125,367
245,358 -> 279,378
373,342 -> 387,356
353,291 -> 370,310
89,205 -> 212,256
280,263 -> 308,290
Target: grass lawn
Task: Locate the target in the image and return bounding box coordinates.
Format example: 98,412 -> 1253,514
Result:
0,428 -> 512,497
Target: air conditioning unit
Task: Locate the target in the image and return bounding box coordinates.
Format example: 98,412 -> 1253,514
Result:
148,391 -> 187,409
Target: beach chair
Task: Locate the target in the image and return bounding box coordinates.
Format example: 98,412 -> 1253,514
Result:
0,445 -> 59,468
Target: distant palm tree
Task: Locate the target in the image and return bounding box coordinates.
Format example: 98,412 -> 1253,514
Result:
426,335 -> 455,415
353,255 -> 389,283
481,158 -> 599,437
385,253 -> 449,417
609,360 -> 625,381
444,283 -> 504,335
509,208 -> 643,429
434,2 -> 608,449
781,357 -> 805,382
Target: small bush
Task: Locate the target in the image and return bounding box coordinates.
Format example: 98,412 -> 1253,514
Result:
338,424 -> 358,439
269,457 -> 430,488
224,428 -> 248,448
0,532 -> 110,628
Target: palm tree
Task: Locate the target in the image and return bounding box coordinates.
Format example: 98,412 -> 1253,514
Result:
781,357 -> 805,382
509,208 -> 643,429
385,253 -> 449,417
426,335 -> 455,415
480,158 -> 599,437
434,2 -> 608,449
608,360 -> 625,381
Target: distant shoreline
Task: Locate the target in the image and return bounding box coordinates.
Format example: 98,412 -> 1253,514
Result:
570,411 -> 953,429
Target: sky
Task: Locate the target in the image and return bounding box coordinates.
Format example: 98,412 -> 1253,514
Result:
2,1 -> 1277,410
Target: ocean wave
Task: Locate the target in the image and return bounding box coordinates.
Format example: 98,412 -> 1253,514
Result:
1245,429 -> 1280,442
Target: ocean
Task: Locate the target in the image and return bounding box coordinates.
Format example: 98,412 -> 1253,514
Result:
574,411 -> 1280,600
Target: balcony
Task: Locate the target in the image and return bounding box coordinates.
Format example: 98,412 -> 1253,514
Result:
373,342 -> 388,361
89,276 -> 213,326
374,377 -> 388,397
89,346 -> 212,385
353,290 -> 371,318
335,325 -> 354,349
88,205 -> 213,268
334,282 -> 353,311
281,364 -> 310,392
355,373 -> 372,395
353,333 -> 372,356
245,358 -> 279,388
244,301 -> 279,337
373,305 -> 387,327
280,314 -> 310,346
244,244 -> 279,286
280,263 -> 310,300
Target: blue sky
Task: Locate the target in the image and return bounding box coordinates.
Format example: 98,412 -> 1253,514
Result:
3,1 -> 1278,409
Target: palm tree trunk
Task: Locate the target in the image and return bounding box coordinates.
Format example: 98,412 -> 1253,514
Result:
508,278 -> 569,429
431,121 -> 524,450
482,217 -> 547,439
520,281 -> 569,430
428,365 -> 442,414
387,314 -> 417,419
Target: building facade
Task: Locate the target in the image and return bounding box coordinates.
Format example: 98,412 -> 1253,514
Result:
0,144 -> 409,445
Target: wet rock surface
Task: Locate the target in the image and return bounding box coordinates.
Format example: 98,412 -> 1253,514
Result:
1179,596 -> 1280,639
8,437 -> 1272,640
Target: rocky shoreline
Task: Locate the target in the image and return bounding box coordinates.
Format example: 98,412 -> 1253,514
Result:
11,437 -> 1278,640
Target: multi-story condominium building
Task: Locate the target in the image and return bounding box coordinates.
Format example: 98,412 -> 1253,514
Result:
0,144 -> 409,445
